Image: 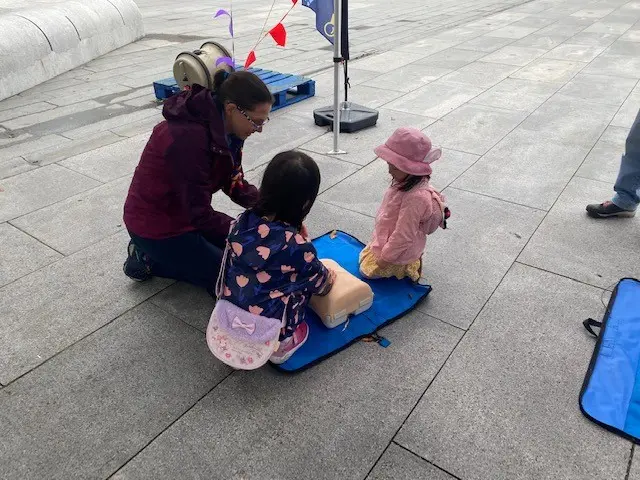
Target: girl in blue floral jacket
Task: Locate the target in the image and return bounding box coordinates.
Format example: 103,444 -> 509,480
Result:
222,151 -> 335,364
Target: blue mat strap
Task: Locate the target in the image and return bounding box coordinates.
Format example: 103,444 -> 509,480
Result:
273,230 -> 431,373
583,318 -> 602,337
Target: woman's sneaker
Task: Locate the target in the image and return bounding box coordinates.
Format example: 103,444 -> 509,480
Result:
586,201 -> 636,219
123,241 -> 152,282
270,322 -> 309,365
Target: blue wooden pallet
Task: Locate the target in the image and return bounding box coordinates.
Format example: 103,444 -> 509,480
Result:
152,67 -> 315,111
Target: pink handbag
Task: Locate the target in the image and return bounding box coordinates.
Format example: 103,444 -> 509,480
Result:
206,225 -> 285,370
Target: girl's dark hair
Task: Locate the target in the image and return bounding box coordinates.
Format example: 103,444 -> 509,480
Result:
398,175 -> 429,192
254,151 -> 321,230
212,70 -> 273,110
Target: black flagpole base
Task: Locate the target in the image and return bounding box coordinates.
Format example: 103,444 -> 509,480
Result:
313,101 -> 379,133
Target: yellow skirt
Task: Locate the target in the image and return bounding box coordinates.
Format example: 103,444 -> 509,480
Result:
358,246 -> 421,282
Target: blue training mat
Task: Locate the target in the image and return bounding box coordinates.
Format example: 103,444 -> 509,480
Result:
275,231 -> 432,373
580,278 -> 640,442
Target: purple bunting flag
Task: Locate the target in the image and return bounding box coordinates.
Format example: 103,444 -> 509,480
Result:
214,9 -> 234,37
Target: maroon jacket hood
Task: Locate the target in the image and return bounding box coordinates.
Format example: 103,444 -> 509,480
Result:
162,84 -> 228,151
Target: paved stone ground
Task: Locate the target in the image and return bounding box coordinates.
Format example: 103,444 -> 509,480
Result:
1,0 -> 640,478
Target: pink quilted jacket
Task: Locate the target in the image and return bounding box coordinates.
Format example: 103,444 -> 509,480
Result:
369,180 -> 446,265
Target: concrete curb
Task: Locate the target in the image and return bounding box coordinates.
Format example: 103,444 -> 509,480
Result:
0,0 -> 144,101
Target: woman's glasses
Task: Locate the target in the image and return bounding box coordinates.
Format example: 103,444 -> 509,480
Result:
236,106 -> 269,131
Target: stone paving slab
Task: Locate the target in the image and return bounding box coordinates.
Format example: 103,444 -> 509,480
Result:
58,132 -> 151,182
456,34 -> 517,52
611,92 -> 640,128
0,101 -> 56,124
339,84 -> 408,110
0,133 -> 70,160
109,114 -> 165,138
2,100 -> 104,130
568,31 -> 620,46
512,31 -> 570,49
621,28 -> 640,42
0,223 -> 62,288
384,80 -> 486,120
0,231 -> 171,384
576,125 -> 630,183
416,187 -> 545,329
111,311 -> 462,480
362,64 -> 453,93
366,443 -> 456,480
481,45 -> 548,66
452,129 -> 593,210
631,452 -> 640,480
305,199 -> 376,245
0,302 -> 230,480
519,94 -> 620,147
60,108 -> 161,140
22,130 -> 125,167
518,176 -> 640,290
10,176 -> 131,255
0,164 -> 101,223
557,72 -> 637,105
425,103 -> 528,156
514,58 -> 588,84
583,52 -> 640,78
469,77 -> 561,113
0,156 -> 35,180
150,282 -> 215,333
440,61 -> 521,89
396,263 -> 632,480
349,51 -> 432,73
544,42 -> 608,62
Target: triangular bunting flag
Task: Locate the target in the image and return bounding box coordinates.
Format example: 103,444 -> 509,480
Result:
244,50 -> 257,68
216,56 -> 235,68
269,23 -> 287,47
214,9 -> 234,37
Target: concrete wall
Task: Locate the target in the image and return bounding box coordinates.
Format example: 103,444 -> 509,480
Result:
0,0 -> 144,101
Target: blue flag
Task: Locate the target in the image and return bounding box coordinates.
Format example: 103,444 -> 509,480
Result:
302,0 -> 335,44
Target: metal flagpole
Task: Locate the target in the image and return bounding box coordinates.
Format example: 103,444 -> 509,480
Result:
328,0 -> 345,154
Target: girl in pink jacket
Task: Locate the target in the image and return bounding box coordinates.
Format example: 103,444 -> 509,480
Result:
359,127 -> 450,284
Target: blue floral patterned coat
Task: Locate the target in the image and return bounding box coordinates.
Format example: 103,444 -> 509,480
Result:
222,211 -> 330,340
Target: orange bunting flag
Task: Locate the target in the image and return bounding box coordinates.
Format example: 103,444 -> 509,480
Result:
269,23 -> 287,47
244,50 -> 257,68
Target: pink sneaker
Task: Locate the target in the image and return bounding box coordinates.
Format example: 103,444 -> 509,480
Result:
269,322 -> 309,365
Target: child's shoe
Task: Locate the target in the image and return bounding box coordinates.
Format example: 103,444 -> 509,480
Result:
270,322 -> 309,364
123,241 -> 152,282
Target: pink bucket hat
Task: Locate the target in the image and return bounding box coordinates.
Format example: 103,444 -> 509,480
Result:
374,127 -> 441,176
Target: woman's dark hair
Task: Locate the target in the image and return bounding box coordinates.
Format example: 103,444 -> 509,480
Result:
212,70 -> 273,111
254,151 -> 321,230
398,175 -> 429,192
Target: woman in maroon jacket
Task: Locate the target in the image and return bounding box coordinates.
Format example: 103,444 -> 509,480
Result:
122,70 -> 273,294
